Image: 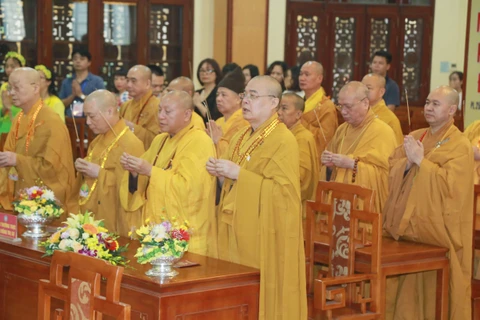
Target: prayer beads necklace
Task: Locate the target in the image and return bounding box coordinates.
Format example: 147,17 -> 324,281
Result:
232,118 -> 280,166
14,101 -> 43,153
79,126 -> 129,205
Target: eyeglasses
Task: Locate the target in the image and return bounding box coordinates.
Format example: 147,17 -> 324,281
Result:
239,92 -> 277,101
336,97 -> 368,111
199,69 -> 215,74
6,83 -> 36,94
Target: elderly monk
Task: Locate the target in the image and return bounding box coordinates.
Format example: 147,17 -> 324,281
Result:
74,90 -> 144,235
383,86 -> 473,320
120,65 -> 160,149
278,92 -> 319,218
206,75 -> 307,320
206,67 -> 249,157
120,90 -> 216,257
321,81 -> 397,213
299,61 -> 338,159
163,76 -> 205,130
0,68 -> 75,213
362,73 -> 403,144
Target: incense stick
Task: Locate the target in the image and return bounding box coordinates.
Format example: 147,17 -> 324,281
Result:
404,88 -> 411,132
70,106 -> 84,158
202,101 -> 218,158
313,102 -> 328,150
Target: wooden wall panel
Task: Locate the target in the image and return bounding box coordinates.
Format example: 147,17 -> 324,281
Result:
231,0 -> 268,74
213,0 -> 227,67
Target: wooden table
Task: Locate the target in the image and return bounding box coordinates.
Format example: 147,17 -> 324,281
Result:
313,235 -> 449,319
0,232 -> 260,320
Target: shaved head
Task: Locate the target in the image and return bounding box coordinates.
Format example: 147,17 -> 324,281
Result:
282,92 -> 305,112
339,81 -> 369,101
338,81 -> 370,127
432,85 -> 459,107
84,90 -> 118,112
126,65 -> 152,99
84,90 -> 120,134
252,75 -> 282,98
167,77 -> 195,97
362,73 -> 386,106
158,90 -> 194,135
299,61 -> 324,96
302,61 -> 324,76
424,85 -> 459,132
9,67 -> 41,110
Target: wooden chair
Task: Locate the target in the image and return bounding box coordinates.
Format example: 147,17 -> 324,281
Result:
305,181 -> 381,319
472,184 -> 480,319
38,251 -> 131,320
65,117 -> 96,159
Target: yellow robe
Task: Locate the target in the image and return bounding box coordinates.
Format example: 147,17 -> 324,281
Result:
74,119 -> 144,236
120,123 -> 216,257
43,95 -> 65,123
217,114 -> 307,320
320,110 -> 397,213
291,122 -> 319,218
0,100 -> 76,215
215,108 -> 249,158
191,112 -> 206,130
301,87 -> 338,163
383,120 -> 473,320
371,99 -> 403,145
119,90 -> 160,149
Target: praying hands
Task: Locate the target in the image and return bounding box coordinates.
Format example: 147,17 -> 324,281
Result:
206,157 -> 240,181
321,150 -> 354,169
404,135 -> 424,167
75,158 -> 100,178
120,152 -> 152,177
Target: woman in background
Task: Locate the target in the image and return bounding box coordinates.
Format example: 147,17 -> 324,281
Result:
266,60 -> 288,91
449,71 -> 463,111
242,64 -> 259,85
0,52 -> 25,133
194,58 -> 223,121
35,65 -> 65,122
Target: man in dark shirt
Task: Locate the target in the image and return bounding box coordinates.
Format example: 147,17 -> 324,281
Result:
370,50 -> 400,111
59,48 -> 105,117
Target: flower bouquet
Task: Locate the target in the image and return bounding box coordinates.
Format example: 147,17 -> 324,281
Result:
41,211 -> 128,267
13,186 -> 64,238
132,217 -> 191,277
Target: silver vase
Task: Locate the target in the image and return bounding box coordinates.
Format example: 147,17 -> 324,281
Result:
17,213 -> 55,238
145,251 -> 184,278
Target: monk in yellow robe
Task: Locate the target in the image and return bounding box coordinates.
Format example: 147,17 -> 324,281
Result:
207,76 -> 307,320
0,68 -> 76,213
120,65 -> 160,149
163,76 -> 205,130
299,61 -> 338,159
362,73 -> 404,144
120,90 -> 216,257
383,86 -> 473,320
320,81 -> 397,214
278,92 -> 319,218
73,90 -> 144,235
205,67 -> 249,157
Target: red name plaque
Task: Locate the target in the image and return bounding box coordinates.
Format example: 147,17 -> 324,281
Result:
0,212 -> 20,242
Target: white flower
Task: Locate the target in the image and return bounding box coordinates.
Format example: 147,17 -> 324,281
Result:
82,233 -> 90,240
41,189 -> 55,201
71,240 -> 83,253
58,239 -> 72,250
69,228 -> 80,240
151,224 -> 166,239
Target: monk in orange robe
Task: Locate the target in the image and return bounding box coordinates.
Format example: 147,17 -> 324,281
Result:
207,76 -> 307,320
362,73 -> 404,144
120,65 -> 160,149
383,86 -> 473,320
278,92 -> 319,217
321,81 -> 397,213
73,90 -> 144,235
163,76 -> 205,130
0,68 -> 76,214
299,61 -> 338,160
206,67 -> 249,157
